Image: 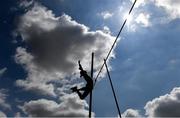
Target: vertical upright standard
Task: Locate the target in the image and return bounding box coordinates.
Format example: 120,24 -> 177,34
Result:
89,52 -> 94,118
104,59 -> 121,118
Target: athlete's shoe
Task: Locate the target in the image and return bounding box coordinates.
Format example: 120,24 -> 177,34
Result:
71,86 -> 77,92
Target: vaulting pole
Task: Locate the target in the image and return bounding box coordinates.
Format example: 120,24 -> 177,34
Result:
89,52 -> 94,118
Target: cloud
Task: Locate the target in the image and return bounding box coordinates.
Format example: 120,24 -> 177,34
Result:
15,3 -> 115,96
14,47 -> 57,97
20,94 -> 93,117
17,3 -> 115,74
0,67 -> 7,77
102,26 -> 111,34
145,87 -> 180,117
16,78 -> 56,97
123,87 -> 180,117
0,111 -> 6,117
114,1 -> 151,32
19,0 -> 34,8
14,112 -> 21,117
154,0 -> 180,20
99,11 -> 113,20
136,0 -> 146,7
135,13 -> 150,27
122,108 -> 141,117
0,89 -> 11,110
130,0 -> 146,8
136,0 -> 180,24
127,0 -> 180,28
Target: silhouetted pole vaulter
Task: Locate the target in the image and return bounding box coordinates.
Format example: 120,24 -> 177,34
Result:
71,60 -> 93,100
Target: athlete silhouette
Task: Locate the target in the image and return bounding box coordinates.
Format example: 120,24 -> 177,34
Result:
71,61 -> 93,99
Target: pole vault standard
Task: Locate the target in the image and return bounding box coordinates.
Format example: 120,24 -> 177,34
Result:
104,59 -> 121,118
89,52 -> 94,118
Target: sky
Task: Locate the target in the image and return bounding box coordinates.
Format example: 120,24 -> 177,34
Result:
1,0 -> 180,117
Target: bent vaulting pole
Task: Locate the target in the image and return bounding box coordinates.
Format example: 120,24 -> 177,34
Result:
89,52 -> 94,118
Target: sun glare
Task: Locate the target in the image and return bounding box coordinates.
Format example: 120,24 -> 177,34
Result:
122,13 -> 134,31
124,14 -> 133,26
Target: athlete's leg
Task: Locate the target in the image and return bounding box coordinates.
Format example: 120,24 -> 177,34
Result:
78,87 -> 86,91
75,87 -> 89,100
74,87 -> 91,100
80,90 -> 90,99
75,90 -> 85,100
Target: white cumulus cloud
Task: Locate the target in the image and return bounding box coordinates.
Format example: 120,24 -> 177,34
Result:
122,108 -> 141,117
20,94 -> 93,117
99,11 -> 113,20
130,0 -> 146,8
17,4 -> 115,74
154,0 -> 180,20
15,47 -> 57,97
0,89 -> 11,110
0,111 -> 6,117
135,13 -> 150,27
145,87 -> 180,117
102,26 -> 111,34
